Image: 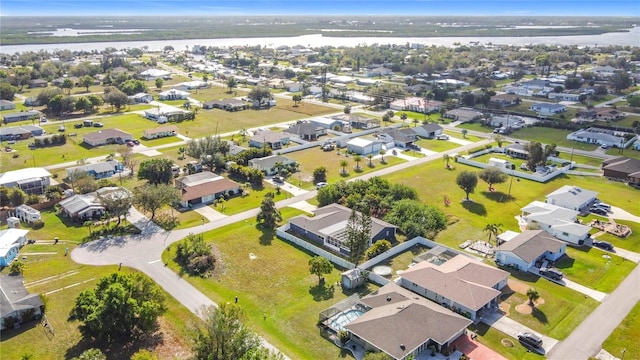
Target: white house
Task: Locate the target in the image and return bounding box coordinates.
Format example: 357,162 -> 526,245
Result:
496,230 -> 566,271
520,201 -> 591,245
59,187 -> 130,221
488,158 -> 513,170
346,137 -> 383,155
139,68 -> 171,80
158,89 -> 190,100
545,185 -> 598,211
248,155 -> 297,176
530,102 -> 566,116
548,92 -> 581,102
0,168 -> 51,195
15,204 -> 41,224
567,127 -> 637,148
128,92 -> 154,103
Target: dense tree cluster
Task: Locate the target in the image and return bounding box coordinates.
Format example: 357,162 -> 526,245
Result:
175,233 -> 216,276
228,164 -> 264,185
138,158 -> 174,185
384,199 -> 448,239
32,134 -> 66,147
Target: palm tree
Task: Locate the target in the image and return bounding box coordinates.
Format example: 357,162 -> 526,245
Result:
379,150 -> 386,163
527,288 -> 540,306
443,154 -> 451,168
367,154 -> 373,167
483,223 -> 503,245
400,112 -> 408,125
339,160 -> 348,175
354,155 -> 362,170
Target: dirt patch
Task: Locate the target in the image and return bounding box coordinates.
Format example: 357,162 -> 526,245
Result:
154,318 -> 193,360
507,278 -> 531,294
499,302 -> 511,316
515,298 -> 546,315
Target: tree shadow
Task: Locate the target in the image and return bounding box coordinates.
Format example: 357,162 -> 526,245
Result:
554,255 -> 575,270
64,327 -> 164,360
256,225 -> 275,246
462,200 -> 487,216
531,307 -> 548,324
481,190 -> 510,203
309,282 -> 335,301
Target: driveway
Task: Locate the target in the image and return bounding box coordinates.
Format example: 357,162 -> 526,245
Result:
193,205 -> 227,222
481,310 -> 559,355
529,268 -> 608,302
610,206 -> 640,223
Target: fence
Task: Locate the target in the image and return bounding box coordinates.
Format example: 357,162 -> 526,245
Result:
276,224 -> 355,269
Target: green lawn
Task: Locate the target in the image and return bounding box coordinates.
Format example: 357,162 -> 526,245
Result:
212,182 -> 292,215
0,244 -> 199,360
443,130 -> 485,142
554,151 -> 604,167
188,86 -> 249,102
591,219 -> 640,253
457,122 -> 494,133
555,247 -> 636,293
416,138 -> 461,152
161,207 -> 371,360
606,147 -> 640,160
467,323 -> 545,360
602,301 -> 640,360
510,127 -> 598,151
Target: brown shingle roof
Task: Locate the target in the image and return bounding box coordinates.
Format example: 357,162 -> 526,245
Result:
180,177 -> 240,202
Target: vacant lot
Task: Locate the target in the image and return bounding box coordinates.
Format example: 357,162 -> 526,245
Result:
603,300 -> 640,360
511,127 -> 598,150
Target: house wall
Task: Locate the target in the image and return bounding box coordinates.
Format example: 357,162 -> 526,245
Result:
277,223 -> 355,269
0,246 -> 19,266
497,252 -> 531,270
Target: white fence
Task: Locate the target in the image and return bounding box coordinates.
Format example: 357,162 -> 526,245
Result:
359,236 -> 439,270
276,224 -> 355,269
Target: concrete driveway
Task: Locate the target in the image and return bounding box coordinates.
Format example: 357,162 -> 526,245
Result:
610,206 -> 640,223
481,310 -> 559,355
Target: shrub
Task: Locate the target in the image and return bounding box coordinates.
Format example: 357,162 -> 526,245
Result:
32,220 -> 45,229
338,330 -> 350,345
175,233 -> 216,276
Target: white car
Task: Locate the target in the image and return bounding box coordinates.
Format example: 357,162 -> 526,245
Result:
315,182 -> 328,189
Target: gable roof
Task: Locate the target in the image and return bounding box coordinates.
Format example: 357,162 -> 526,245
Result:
400,255 -> 508,312
67,160 -> 119,175
521,201 -> 591,237
83,129 -> 132,142
0,168 -> 51,187
497,230 -> 565,263
0,274 -> 43,319
346,282 -> 471,360
602,157 -> 640,177
179,176 -> 240,202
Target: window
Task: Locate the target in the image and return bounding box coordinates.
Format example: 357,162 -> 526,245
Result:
562,232 -> 569,236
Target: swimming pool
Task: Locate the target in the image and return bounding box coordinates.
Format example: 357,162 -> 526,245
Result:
330,309 -> 364,332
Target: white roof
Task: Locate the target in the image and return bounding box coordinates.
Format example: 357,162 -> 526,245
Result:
347,137 -> 375,147
139,68 -> 170,77
497,230 -> 520,242
0,229 -> 29,251
310,116 -> 341,126
159,89 -> 190,97
0,168 -> 51,186
546,185 -> 598,208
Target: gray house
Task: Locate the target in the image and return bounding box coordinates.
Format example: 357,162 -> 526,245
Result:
496,230 -> 566,271
248,155 -> 297,176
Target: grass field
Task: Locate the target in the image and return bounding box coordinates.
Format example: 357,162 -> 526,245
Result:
0,243 -> 198,360
602,300 -> 640,360
467,323 -> 545,360
555,247 -> 636,293
416,138 -> 461,152
510,127 -> 599,150
161,207 -> 370,360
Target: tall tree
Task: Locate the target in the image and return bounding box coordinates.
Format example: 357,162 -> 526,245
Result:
0,82 -> 16,101
102,86 -> 129,111
133,183 -> 179,220
191,303 -> 280,360
256,192 -> 281,228
479,167 -> 508,191
61,78 -> 75,94
78,75 -> 94,92
292,94 -> 302,106
483,223 -> 503,245
345,209 -> 371,265
138,158 -> 174,185
118,145 -> 138,176
308,256 -> 333,284
155,77 -> 164,90
526,142 -> 545,170
96,188 -> 132,227
339,160 -> 348,175
70,272 -> 166,342
226,77 -> 238,93
456,171 -> 478,201
384,199 -> 447,239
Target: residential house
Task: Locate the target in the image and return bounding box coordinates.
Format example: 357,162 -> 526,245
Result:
175,172 -> 241,208
567,127 -> 636,148
389,97 -> 443,114
23,97 -> 41,107
143,108 -> 190,122
0,100 -> 16,111
399,254 -> 509,320
378,129 -> 416,148
0,273 -> 44,331
444,108 -> 483,123
347,137 -> 384,155
601,157 -> 640,186
545,185 -> 598,211
365,66 -> 393,77
66,160 -> 123,180
344,282 -> 472,359
15,204 -> 41,224
413,123 -> 444,139
249,130 -> 290,150
142,125 -> 178,140
495,230 -> 566,271
28,79 -> 48,88
0,167 -> 51,195
173,81 -> 209,91
128,92 -> 154,103
332,114 -> 380,130
284,81 -> 302,92
52,76 -> 79,87
284,122 -> 326,141
0,125 -> 44,141
329,76 -> 355,84
0,229 -> 29,267
504,143 -> 529,159
435,79 -> 470,87
547,92 -> 582,102
248,155 -> 297,176
530,103 -> 566,116
83,129 -> 133,147
3,110 -> 42,124
520,201 -> 591,245
489,115 -> 525,129
202,99 -> 249,111
59,187 -> 129,221
309,116 -> 346,131
593,108 -> 626,122
158,89 -> 190,100
489,94 -> 519,108
139,68 -> 171,80
288,203 -> 396,255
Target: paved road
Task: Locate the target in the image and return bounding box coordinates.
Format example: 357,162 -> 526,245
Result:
547,264 -> 640,360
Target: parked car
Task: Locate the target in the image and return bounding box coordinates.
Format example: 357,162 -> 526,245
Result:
58,125 -> 65,132
272,175 -> 284,183
518,336 -> 545,355
93,122 -> 104,127
74,123 -> 83,129
316,182 -> 328,189
592,202 -> 611,211
539,267 -> 563,281
126,141 -> 135,147
600,144 -> 610,149
593,240 -> 614,251
590,207 -> 608,216
132,139 -> 140,145
518,332 -> 543,348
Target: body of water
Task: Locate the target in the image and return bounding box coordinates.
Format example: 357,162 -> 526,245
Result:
1,27 -> 639,54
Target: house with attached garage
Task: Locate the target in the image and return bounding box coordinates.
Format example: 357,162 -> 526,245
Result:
567,127 -> 637,148
2,110 -> 42,124
443,108 -> 483,123
287,203 -> 396,255
83,129 -> 133,147
495,230 -> 566,271
58,187 -> 130,221
412,123 -> 443,139
530,102 -> 566,116
249,130 -> 290,150
0,273 -> 44,331
248,155 -> 297,176
520,201 -> 591,245
175,172 -> 241,208
343,282 -> 472,359
545,185 -> 598,211
158,89 -> 190,100
378,128 -> 416,149
143,125 -> 178,140
489,94 -> 519,108
139,68 -> 171,80
202,99 -> 249,111
399,254 -> 509,321
283,122 -> 327,141
601,156 -> 640,186
128,92 -> 154,103
346,137 -> 384,155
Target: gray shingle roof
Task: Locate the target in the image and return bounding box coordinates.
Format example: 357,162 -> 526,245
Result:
497,230 -> 565,263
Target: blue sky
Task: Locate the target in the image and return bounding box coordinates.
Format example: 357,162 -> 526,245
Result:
1,0 -> 638,16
